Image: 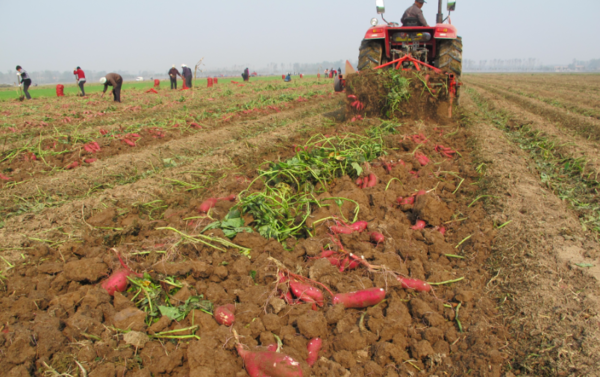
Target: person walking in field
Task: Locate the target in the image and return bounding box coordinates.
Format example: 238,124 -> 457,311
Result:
181,64 -> 193,88
15,65 -> 32,100
99,73 -> 123,102
73,66 -> 86,96
402,0 -> 429,27
168,65 -> 181,89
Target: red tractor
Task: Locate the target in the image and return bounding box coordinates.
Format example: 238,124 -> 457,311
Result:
336,0 -> 462,100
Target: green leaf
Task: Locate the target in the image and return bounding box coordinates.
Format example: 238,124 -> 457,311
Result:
351,162 -> 363,176
575,263 -> 594,268
201,221 -> 221,233
158,305 -> 185,321
222,217 -> 245,229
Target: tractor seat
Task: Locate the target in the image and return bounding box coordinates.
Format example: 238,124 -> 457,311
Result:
402,17 -> 420,26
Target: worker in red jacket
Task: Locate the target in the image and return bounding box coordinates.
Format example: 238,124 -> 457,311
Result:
73,66 -> 86,96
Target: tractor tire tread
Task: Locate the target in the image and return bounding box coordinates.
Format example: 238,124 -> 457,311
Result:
435,38 -> 462,77
357,40 -> 384,71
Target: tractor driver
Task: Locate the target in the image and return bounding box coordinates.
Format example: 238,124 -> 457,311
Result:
401,0 -> 429,27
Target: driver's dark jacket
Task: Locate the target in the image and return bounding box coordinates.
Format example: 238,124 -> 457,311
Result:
401,4 -> 428,26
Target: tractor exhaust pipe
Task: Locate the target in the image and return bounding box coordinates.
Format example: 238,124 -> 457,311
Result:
436,0 -> 444,24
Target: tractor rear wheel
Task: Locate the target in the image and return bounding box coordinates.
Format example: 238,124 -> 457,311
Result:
358,40 -> 384,71
334,76 -> 344,92
436,37 -> 462,76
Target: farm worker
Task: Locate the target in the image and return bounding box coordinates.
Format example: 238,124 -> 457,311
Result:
181,64 -> 193,88
99,73 -> 123,103
15,65 -> 32,100
402,0 -> 429,27
338,67 -> 342,75
242,67 -> 250,82
168,65 -> 181,90
284,73 -> 292,82
73,66 -> 86,96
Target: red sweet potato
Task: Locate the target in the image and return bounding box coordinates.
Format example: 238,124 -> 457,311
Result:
415,152 -> 430,166
397,277 -> 431,292
411,220 -> 426,230
337,257 -> 360,272
101,253 -> 142,296
199,198 -> 218,213
350,221 -> 368,232
214,304 -> 236,326
306,338 -> 322,367
330,225 -> 355,235
66,161 -> 79,169
101,270 -> 133,296
370,232 -> 385,244
237,344 -> 303,377
397,196 -> 415,206
332,287 -> 386,309
289,281 -> 324,307
366,173 -> 378,187
218,194 -> 237,202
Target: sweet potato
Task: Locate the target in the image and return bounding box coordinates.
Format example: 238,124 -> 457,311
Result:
237,344 -> 303,377
66,161 -> 79,170
306,338 -> 322,367
218,194 -> 236,202
199,198 -> 218,213
366,173 -> 378,187
411,220 -> 426,230
397,277 -> 431,292
350,221 -> 368,232
101,252 -> 142,296
214,304 -> 236,326
370,232 -> 385,244
337,257 -> 360,272
289,281 -> 323,307
332,287 -> 386,309
415,152 -> 430,166
101,270 -> 132,296
330,225 -> 354,235
397,196 -> 415,206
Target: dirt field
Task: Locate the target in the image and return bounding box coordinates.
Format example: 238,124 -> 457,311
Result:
0,74 -> 599,377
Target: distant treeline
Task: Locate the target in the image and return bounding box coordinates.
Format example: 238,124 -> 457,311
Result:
465,58 -> 600,72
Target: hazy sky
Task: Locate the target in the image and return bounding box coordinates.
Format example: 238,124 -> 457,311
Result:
1,0 -> 598,73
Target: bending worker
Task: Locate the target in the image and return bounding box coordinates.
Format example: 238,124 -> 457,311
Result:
99,73 -> 123,102
73,66 -> 86,96
168,65 -> 181,90
181,64 -> 192,88
401,0 -> 429,27
15,65 -> 32,100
